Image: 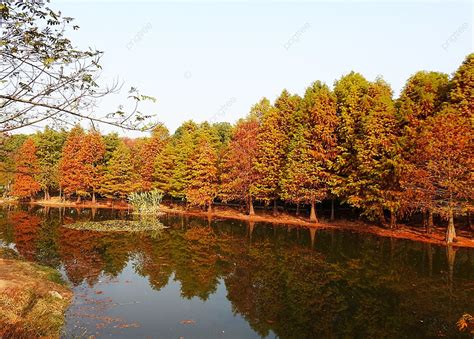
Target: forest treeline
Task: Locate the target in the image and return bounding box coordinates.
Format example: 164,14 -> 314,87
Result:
0,54 -> 472,243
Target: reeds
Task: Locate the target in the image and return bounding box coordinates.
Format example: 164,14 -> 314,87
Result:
127,190 -> 163,215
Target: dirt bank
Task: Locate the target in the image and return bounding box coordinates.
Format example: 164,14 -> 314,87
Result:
0,248 -> 72,338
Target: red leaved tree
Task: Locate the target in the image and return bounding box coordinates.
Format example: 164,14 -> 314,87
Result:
12,138 -> 41,200
220,118 -> 260,215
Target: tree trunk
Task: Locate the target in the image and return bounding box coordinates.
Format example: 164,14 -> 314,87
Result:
296,202 -> 300,216
249,197 -> 255,216
446,245 -> 457,295
248,221 -> 255,241
273,199 -> 278,216
468,211 -> 473,232
446,209 -> 456,244
207,201 -> 212,214
330,199 -> 335,222
390,209 -> 397,229
310,200 -> 318,223
309,227 -> 316,249
378,209 -> 386,226
427,209 -> 434,234
92,191 -> 96,204
76,195 -> 81,204
426,243 -> 433,277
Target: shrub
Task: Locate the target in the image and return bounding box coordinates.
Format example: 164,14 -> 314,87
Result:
127,190 -> 163,215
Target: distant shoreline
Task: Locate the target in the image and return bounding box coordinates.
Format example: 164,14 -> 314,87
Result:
1,199 -> 473,249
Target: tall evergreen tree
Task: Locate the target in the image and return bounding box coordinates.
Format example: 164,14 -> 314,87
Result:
448,53 -> 473,117
33,127 -> 67,199
254,93 -> 301,215
186,127 -> 219,211
102,132 -> 121,164
351,79 -> 400,226
153,141 -> 175,195
99,141 -> 138,199
169,121 -> 198,200
333,72 -> 371,213
281,81 -> 338,222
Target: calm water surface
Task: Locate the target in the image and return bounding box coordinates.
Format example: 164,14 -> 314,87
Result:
0,206 -> 473,338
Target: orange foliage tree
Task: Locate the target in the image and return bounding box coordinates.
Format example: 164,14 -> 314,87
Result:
403,109 -> 472,243
59,126 -> 105,202
11,138 -> 41,200
135,124 -> 169,191
220,117 -> 260,215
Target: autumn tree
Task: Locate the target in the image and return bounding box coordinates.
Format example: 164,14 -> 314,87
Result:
82,130 -> 105,203
220,117 -> 260,215
397,71 -> 450,231
59,126 -> 105,202
405,109 -> 472,243
136,124 -> 169,191
59,126 -> 86,200
186,126 -> 219,212
12,138 -> 41,200
99,141 -> 138,199
0,133 -> 27,196
281,81 -> 338,222
32,127 -> 67,199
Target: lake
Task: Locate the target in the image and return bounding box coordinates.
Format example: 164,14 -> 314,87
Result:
0,205 -> 473,338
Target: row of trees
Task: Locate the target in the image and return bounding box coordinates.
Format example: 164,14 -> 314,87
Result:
1,54 -> 472,243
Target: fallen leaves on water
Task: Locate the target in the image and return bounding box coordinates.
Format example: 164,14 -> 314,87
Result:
179,319 -> 196,325
114,322 -> 140,328
63,219 -> 167,233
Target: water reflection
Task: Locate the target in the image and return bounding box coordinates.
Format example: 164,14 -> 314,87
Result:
0,205 -> 473,338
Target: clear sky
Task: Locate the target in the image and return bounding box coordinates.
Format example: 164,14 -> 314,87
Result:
52,0 -> 472,136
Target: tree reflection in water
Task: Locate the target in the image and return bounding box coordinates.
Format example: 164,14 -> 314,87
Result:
0,205 -> 473,338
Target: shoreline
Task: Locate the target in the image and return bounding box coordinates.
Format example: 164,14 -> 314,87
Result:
1,199 -> 473,249
158,206 -> 474,249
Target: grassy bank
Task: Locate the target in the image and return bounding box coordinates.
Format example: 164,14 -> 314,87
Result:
0,248 -> 72,338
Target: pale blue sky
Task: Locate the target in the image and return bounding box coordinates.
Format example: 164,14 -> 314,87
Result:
53,1 -> 472,136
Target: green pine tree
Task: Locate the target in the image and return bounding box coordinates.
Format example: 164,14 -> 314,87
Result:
99,141 -> 137,199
